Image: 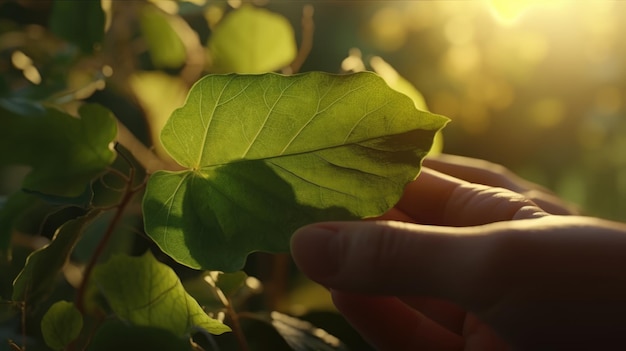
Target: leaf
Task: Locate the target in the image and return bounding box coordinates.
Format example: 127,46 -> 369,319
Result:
12,211 -> 101,303
87,320 -> 192,351
139,5 -> 187,69
49,0 -> 105,54
208,6 -> 297,73
0,102 -> 117,198
143,72 -> 448,271
92,252 -> 231,336
41,301 -> 83,351
369,56 -> 444,155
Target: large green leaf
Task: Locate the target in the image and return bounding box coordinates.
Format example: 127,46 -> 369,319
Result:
92,252 -> 231,336
41,301 -> 83,351
208,6 -> 297,73
0,102 -> 117,197
143,72 -> 448,271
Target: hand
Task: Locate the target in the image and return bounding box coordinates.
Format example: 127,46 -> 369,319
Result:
290,155 -> 626,350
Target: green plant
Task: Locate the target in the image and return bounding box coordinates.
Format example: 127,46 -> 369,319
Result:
0,1 -> 446,350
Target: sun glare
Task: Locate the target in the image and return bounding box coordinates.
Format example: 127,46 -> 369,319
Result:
485,0 -> 568,25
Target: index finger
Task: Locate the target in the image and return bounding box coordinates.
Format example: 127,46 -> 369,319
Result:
378,168 -> 545,226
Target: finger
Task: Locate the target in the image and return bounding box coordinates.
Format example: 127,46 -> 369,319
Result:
291,217 -> 626,349
386,168 -> 546,226
331,291 -> 464,351
399,296 -> 466,334
424,154 -> 579,215
291,220 -> 499,300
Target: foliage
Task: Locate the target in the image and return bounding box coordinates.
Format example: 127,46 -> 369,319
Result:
0,1 -> 446,350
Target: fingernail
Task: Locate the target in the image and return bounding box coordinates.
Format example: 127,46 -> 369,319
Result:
291,224 -> 341,282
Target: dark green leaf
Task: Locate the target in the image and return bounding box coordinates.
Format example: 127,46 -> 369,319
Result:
41,300 -> 82,351
49,0 -> 105,54
0,102 -> 117,198
92,252 -> 231,336
12,211 -> 101,303
143,72 -> 448,271
87,320 -> 192,351
208,6 -> 297,73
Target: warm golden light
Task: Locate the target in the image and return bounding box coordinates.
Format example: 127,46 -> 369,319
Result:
485,0 -> 540,24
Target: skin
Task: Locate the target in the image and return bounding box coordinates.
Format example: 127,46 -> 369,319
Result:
290,154 -> 626,351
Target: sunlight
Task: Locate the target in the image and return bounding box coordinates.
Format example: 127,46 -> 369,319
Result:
485,0 -> 542,24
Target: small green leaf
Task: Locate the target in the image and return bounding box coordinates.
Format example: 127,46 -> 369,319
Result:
208,6 -> 297,73
143,72 -> 448,271
139,5 -> 187,69
0,103 -> 117,198
87,320 -> 193,351
93,252 -> 231,336
12,211 -> 100,303
49,0 -> 105,54
41,301 -> 83,351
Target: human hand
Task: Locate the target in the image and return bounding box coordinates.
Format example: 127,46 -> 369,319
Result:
291,155 -> 626,350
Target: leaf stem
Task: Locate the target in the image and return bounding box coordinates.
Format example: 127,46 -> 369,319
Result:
204,274 -> 250,351
115,119 -> 182,173
75,161 -> 137,315
225,298 -> 250,351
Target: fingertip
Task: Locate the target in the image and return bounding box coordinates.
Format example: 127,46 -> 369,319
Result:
290,223 -> 342,283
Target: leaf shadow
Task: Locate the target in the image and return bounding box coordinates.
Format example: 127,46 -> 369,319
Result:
181,159 -> 358,272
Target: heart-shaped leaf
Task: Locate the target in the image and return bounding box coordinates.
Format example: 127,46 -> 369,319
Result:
93,252 -> 231,336
143,72 -> 448,271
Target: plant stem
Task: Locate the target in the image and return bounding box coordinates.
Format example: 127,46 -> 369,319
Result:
74,165 -> 137,315
115,119 -> 182,173
225,299 -> 250,351
286,4 -> 314,74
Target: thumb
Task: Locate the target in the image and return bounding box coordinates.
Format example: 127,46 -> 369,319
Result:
290,220 -> 525,303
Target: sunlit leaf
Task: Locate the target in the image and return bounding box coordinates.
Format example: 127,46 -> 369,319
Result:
41,301 -> 83,351
0,102 -> 117,198
370,56 -> 444,154
12,211 -> 101,303
143,72 -> 448,271
139,5 -> 187,69
88,320 -> 192,351
49,0 -> 105,53
92,252 -> 231,336
208,6 -> 297,73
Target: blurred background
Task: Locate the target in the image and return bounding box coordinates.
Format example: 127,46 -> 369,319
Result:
292,0 -> 626,222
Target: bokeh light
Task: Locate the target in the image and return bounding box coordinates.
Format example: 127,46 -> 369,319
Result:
339,0 -> 626,220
